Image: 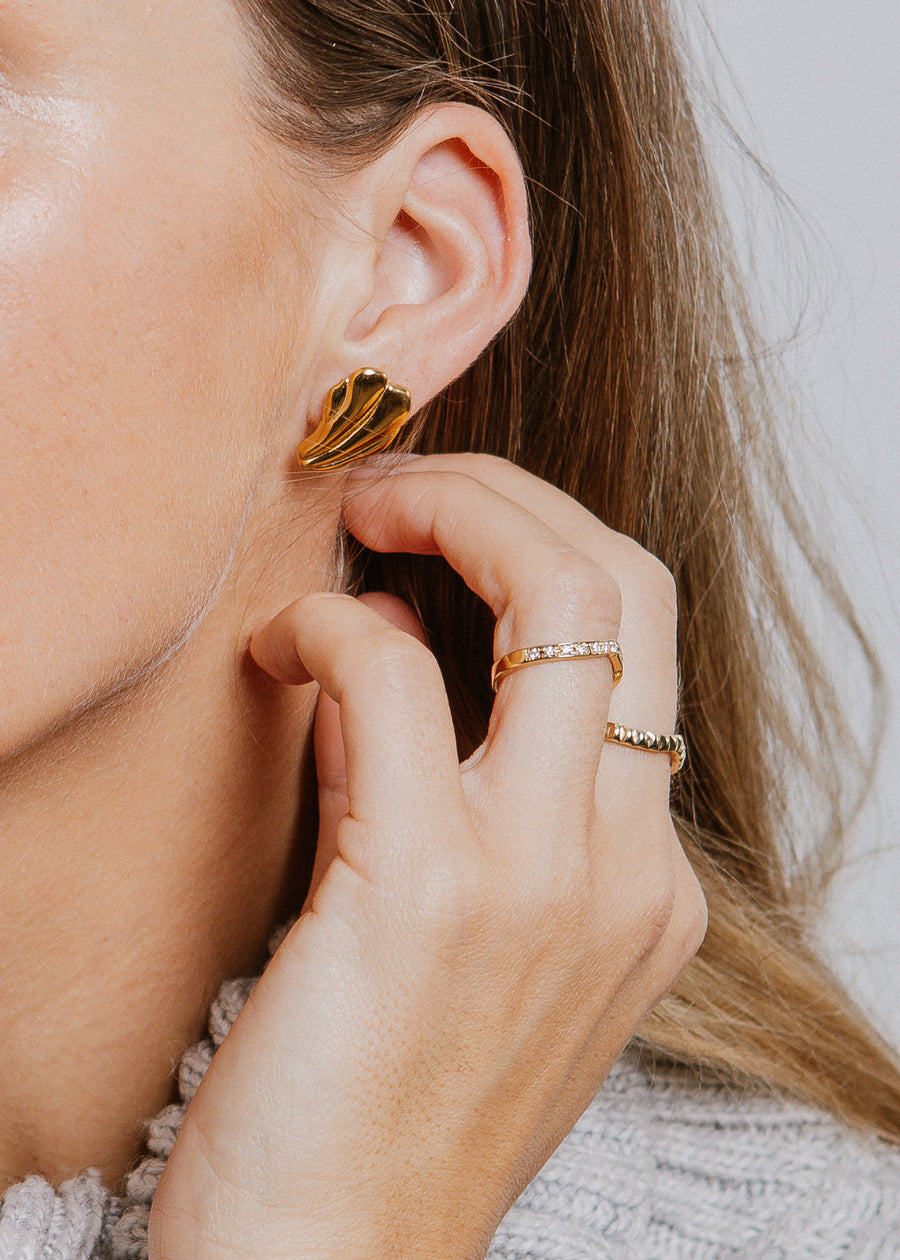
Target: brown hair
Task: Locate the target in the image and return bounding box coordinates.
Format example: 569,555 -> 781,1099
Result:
237,0 -> 900,1138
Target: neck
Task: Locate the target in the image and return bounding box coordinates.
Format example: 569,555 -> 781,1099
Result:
0,616 -> 317,1193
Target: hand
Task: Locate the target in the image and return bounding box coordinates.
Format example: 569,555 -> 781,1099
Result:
149,454 -> 707,1260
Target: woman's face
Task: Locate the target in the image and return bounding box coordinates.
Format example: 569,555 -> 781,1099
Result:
0,0 -> 329,757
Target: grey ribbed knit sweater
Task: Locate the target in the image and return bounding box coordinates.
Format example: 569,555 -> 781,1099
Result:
4,965 -> 900,1259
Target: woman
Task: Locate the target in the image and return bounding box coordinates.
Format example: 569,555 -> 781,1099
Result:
1,0 -> 899,1256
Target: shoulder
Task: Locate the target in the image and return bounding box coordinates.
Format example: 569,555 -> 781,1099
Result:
489,1047 -> 900,1259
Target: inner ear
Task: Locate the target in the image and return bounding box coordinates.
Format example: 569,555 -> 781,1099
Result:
350,143 -> 489,342
333,107 -> 531,409
384,205 -> 455,313
413,137 -> 509,274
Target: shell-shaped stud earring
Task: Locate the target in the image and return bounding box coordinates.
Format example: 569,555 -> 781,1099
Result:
297,368 -> 413,471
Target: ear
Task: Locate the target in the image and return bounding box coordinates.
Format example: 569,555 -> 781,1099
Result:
312,104 -> 532,417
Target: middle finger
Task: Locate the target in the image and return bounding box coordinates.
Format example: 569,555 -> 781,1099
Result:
343,467 -> 622,821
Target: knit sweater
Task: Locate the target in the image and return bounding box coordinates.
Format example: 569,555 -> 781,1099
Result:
4,960 -> 900,1260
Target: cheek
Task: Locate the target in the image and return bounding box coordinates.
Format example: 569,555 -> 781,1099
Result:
0,117 -> 294,755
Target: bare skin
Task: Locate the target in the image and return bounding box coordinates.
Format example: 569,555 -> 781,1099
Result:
0,0 -> 706,1250
0,0 -> 530,1191
0,0 -> 335,1186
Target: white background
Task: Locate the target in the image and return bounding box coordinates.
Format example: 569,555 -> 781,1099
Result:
683,2 -> 900,1045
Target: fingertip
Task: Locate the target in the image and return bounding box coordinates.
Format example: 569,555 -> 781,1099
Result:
249,614 -> 315,687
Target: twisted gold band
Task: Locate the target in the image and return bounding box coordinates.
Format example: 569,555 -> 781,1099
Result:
491,640 -> 623,693
604,722 -> 686,774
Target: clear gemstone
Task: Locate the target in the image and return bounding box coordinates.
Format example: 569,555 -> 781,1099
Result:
542,646 -> 557,657
524,648 -> 539,662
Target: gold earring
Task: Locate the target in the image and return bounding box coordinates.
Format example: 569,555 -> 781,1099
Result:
297,368 -> 412,471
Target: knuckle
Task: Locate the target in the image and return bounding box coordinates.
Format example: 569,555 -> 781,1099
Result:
646,556 -> 678,619
364,633 -> 442,697
669,866 -> 709,966
620,540 -> 678,620
458,452 -> 514,483
407,849 -> 485,944
541,551 -> 622,626
630,866 -> 678,956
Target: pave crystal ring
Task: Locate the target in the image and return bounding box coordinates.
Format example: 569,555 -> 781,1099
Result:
491,639 -> 623,693
604,722 -> 686,774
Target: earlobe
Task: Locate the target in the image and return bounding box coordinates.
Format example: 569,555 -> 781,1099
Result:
331,105 -> 532,415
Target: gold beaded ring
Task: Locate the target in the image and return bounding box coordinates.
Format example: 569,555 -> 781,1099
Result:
604,722 -> 686,774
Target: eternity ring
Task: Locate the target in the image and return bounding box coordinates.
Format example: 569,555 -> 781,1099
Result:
491,639 -> 623,692
604,722 -> 686,774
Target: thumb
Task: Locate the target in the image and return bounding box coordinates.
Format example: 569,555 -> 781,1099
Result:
304,590 -> 430,907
